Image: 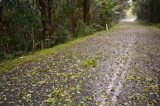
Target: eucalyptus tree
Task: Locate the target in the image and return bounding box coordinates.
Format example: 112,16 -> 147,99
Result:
83,0 -> 90,25
37,0 -> 56,48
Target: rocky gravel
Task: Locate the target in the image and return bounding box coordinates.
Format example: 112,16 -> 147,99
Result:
0,22 -> 160,106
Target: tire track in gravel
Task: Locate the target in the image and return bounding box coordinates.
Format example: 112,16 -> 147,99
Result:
109,36 -> 136,104
94,31 -> 137,105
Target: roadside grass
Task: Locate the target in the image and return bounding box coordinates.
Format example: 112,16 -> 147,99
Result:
151,24 -> 160,29
137,20 -> 160,29
0,25 -> 120,75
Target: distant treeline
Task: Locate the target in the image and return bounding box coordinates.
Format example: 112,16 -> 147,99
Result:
134,0 -> 160,23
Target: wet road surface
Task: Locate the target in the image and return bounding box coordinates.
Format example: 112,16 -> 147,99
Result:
0,22 -> 160,106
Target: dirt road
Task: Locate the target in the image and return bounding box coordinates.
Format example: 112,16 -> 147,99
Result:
0,22 -> 160,106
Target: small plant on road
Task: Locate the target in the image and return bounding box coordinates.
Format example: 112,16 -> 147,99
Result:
83,59 -> 97,68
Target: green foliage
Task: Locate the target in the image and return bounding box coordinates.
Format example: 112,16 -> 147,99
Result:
1,0 -> 42,60
77,20 -> 97,36
0,0 -> 128,61
83,58 -> 97,68
91,0 -> 128,28
134,0 -> 160,23
55,25 -> 72,44
153,24 -> 160,29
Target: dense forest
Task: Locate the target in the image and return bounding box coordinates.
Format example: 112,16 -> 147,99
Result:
134,0 -> 160,23
0,0 -> 129,61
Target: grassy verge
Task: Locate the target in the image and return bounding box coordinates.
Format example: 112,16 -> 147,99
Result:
137,20 -> 160,29
0,26 -> 120,75
150,24 -> 160,29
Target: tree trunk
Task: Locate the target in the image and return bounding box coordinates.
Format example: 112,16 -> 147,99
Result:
48,0 -> 53,46
31,27 -> 35,51
70,13 -> 77,36
149,1 -> 154,22
83,0 -> 90,25
39,0 -> 49,41
0,1 -> 4,36
32,0 -> 35,5
39,0 -> 54,48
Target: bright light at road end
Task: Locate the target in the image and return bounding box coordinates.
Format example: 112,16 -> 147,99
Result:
121,16 -> 137,22
128,0 -> 133,5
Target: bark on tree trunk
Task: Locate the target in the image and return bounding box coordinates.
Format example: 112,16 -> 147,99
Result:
39,0 -> 54,48
48,0 -> 52,46
0,1 -> 4,36
69,0 -> 79,37
31,27 -> 35,51
149,2 -> 154,22
70,13 -> 77,37
32,0 -> 35,5
39,0 -> 51,47
39,0 -> 48,40
83,0 -> 90,25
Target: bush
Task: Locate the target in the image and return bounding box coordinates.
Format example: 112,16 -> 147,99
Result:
77,20 -> 99,36
83,59 -> 97,68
